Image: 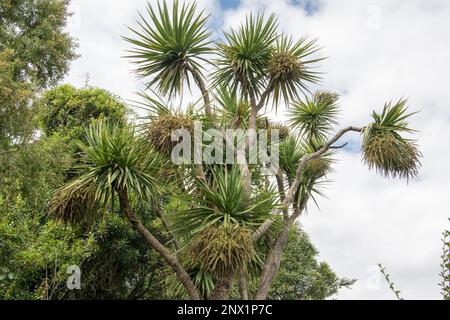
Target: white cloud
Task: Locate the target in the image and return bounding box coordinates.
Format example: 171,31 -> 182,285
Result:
65,0 -> 450,299
66,0 -> 221,103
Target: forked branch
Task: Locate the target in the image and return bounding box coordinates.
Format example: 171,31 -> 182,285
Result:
253,126 -> 363,241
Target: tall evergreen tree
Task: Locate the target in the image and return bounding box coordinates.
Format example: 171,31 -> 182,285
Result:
0,0 -> 77,148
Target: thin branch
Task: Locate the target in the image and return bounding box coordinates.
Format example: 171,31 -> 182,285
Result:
186,64 -> 212,116
118,187 -> 200,300
286,127 -> 362,205
194,165 -> 209,186
440,225 -> 450,300
329,142 -> 349,149
154,207 -> 179,251
378,263 -> 403,300
248,89 -> 259,156
275,171 -> 288,220
288,191 -> 310,224
252,219 -> 275,242
252,126 -> 363,241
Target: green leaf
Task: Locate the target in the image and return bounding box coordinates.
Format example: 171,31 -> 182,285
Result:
124,0 -> 213,97
212,13 -> 278,99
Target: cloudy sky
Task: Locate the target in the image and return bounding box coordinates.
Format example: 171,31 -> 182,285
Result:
65,0 -> 450,299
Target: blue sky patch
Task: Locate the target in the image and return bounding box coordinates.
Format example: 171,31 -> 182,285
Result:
219,0 -> 241,9
293,0 -> 320,15
219,0 -> 320,15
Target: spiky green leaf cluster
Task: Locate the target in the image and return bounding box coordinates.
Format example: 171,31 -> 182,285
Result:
124,0 -> 212,96
288,90 -> 340,140
279,136 -> 333,181
50,121 -> 163,225
268,35 -> 322,106
173,166 -> 277,235
301,139 -> 335,179
362,99 -> 421,180
133,90 -> 173,117
214,85 -> 251,129
213,13 -> 278,98
279,136 -> 334,207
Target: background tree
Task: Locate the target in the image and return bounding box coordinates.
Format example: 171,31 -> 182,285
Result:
0,133 -> 90,299
0,50 -> 34,149
37,84 -> 127,140
0,0 -> 179,301
0,83 -> 171,300
267,227 -> 355,300
0,0 -> 77,148
440,220 -> 450,300
0,0 -> 77,88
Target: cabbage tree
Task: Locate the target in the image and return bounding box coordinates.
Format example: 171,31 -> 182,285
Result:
53,0 -> 421,300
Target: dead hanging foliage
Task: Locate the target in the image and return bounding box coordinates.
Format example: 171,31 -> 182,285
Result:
147,114 -> 194,156
49,182 -> 101,225
267,122 -> 290,141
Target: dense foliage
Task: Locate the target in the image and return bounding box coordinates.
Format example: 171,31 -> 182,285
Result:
38,85 -> 127,137
0,0 -> 78,88
0,0 -> 428,301
0,0 -> 77,148
0,49 -> 34,148
0,85 -> 168,299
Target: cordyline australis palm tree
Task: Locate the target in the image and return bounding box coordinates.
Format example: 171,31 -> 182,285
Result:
51,1 -> 422,300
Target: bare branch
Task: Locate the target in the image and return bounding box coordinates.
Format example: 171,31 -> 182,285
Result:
285,126 -> 362,209
252,219 -> 276,242
239,271 -> 249,300
252,126 -> 363,241
186,64 -> 212,116
275,171 -> 289,220
154,207 -> 179,251
118,188 -> 200,300
329,142 -> 349,149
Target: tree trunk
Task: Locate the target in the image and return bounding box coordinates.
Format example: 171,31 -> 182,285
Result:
210,271 -> 234,300
239,271 -> 249,300
254,223 -> 290,300
117,188 -> 200,300
187,64 -> 212,116
255,193 -> 310,300
154,207 -> 179,250
236,147 -> 252,194
248,91 -> 258,151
